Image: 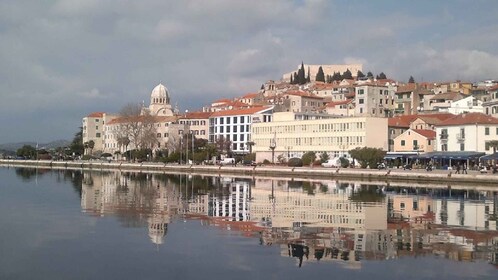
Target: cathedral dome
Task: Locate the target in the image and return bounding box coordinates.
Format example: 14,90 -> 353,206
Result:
151,83 -> 170,103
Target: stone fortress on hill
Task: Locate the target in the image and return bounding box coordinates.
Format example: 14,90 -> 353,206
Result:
82,62 -> 498,166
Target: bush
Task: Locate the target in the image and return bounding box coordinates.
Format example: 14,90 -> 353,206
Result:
287,158 -> 303,167
339,157 -> 350,168
301,151 -> 316,166
263,159 -> 271,165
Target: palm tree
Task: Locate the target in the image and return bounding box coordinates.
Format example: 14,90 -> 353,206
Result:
88,140 -> 95,155
488,140 -> 498,154
246,141 -> 255,154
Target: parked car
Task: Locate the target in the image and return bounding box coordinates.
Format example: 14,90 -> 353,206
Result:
220,158 -> 236,165
321,158 -> 341,168
242,160 -> 256,166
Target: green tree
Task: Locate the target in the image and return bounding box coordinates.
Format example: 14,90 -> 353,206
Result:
349,147 -> 386,169
16,145 -> 36,159
301,151 -> 316,166
69,127 -> 84,156
320,152 -> 330,163
487,140 -> 498,154
366,71 -> 374,79
332,72 -> 342,81
377,72 -> 387,79
356,70 -> 365,79
297,62 -> 306,85
408,76 -> 415,83
87,140 -> 95,155
306,66 -> 311,83
342,69 -> 353,80
315,66 -> 325,82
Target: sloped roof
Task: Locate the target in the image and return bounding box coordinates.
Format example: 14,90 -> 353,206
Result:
430,91 -> 463,100
240,93 -> 259,99
412,129 -> 436,139
326,100 -> 353,107
283,90 -> 324,99
107,115 -> 177,125
87,112 -> 105,118
389,113 -> 454,127
180,112 -> 212,119
210,106 -> 273,117
438,112 -> 498,126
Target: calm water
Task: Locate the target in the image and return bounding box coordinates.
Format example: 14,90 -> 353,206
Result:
0,167 -> 497,280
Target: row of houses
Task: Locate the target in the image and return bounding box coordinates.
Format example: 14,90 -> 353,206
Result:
82,66 -> 498,162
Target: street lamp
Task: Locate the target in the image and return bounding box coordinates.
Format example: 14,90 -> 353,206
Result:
269,138 -> 276,164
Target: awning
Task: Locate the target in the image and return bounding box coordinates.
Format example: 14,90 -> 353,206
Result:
480,153 -> 498,161
412,151 -> 486,160
384,152 -> 417,159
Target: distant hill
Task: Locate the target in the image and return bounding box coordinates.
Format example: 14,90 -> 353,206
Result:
0,140 -> 71,152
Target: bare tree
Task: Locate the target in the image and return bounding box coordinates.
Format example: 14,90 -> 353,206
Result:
114,103 -> 158,151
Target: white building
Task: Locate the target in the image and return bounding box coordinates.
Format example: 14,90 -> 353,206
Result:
447,96 -> 484,115
209,106 -> 274,155
435,112 -> 498,153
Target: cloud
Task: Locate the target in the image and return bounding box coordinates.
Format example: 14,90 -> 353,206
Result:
1,0 -> 498,143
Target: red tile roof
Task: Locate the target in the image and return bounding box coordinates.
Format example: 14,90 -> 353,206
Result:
438,113 -> 498,126
412,129 -> 436,139
87,112 -> 105,118
180,112 -> 212,119
240,93 -> 259,99
210,106 -> 273,117
326,100 -> 353,107
389,113 -> 454,127
283,90 -> 323,99
107,115 -> 177,125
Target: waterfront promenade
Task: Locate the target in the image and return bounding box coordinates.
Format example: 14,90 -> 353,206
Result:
1,159 -> 498,187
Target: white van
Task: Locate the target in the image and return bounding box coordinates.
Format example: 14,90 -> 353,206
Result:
220,158 -> 236,165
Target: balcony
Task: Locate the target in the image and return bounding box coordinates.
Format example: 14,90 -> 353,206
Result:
439,133 -> 448,143
456,133 -> 465,143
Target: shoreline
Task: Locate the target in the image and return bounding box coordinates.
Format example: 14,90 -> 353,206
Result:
2,159 -> 498,188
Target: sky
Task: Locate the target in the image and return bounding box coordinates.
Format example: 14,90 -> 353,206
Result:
1,0 -> 498,144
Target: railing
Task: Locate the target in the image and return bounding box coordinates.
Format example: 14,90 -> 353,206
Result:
456,133 -> 465,143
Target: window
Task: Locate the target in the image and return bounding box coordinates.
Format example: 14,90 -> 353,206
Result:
233,134 -> 237,141
441,144 -> 448,151
233,117 -> 237,124
157,133 -> 161,138
401,140 -> 405,146
220,126 -> 224,133
240,116 -> 244,123
359,99 -> 364,104
485,127 -> 490,135
233,143 -> 237,150
226,126 -> 230,133
358,89 -> 364,95
233,126 -> 237,132
96,133 -> 101,138
460,143 -> 465,151
240,134 -> 244,141
164,133 -> 168,137
220,118 -> 224,124
240,125 -> 244,132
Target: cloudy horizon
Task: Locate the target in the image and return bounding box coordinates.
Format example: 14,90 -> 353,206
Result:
1,0 -> 498,143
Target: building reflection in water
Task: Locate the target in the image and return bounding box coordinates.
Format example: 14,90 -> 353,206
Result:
77,170 -> 498,268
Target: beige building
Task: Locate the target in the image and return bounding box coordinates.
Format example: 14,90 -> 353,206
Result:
393,129 -> 435,153
355,83 -> 397,117
82,112 -> 118,155
251,112 -> 388,162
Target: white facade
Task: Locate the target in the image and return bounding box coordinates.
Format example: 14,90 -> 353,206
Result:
448,96 -> 484,115
82,112 -> 118,155
435,113 -> 498,153
252,112 -> 388,162
209,106 -> 274,154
